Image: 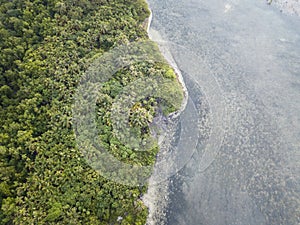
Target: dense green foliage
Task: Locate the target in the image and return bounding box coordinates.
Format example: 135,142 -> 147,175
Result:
96,61 -> 183,167
0,0 -> 183,224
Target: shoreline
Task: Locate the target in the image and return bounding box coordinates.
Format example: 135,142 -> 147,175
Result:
144,2 -> 188,117
142,1 -> 188,224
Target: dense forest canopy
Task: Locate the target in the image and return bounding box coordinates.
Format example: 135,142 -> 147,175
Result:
0,0 -> 183,224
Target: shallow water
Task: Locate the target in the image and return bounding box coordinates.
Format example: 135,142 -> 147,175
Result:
146,0 -> 300,224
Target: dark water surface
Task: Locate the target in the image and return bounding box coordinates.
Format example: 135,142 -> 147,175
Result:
147,0 -> 300,224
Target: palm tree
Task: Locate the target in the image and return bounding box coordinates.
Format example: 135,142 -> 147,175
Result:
129,103 -> 153,131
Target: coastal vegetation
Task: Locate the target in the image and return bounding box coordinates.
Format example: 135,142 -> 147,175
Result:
0,0 -> 183,224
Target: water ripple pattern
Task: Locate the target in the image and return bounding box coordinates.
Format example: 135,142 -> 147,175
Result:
147,0 -> 300,224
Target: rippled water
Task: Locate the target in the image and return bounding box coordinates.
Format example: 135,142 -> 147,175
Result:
146,0 -> 300,224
